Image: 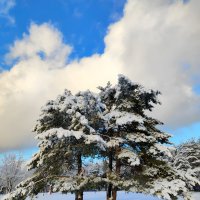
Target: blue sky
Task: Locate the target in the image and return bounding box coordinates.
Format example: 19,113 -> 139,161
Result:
0,0 -> 126,69
0,0 -> 200,160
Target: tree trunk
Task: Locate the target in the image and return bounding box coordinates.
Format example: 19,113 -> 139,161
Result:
76,152 -> 83,200
107,149 -> 113,200
77,152 -> 82,174
75,192 -> 83,200
112,146 -> 121,200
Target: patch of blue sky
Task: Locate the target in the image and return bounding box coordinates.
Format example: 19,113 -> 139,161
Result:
181,62 -> 200,95
0,147 -> 38,161
193,85 -> 200,95
182,62 -> 191,70
0,0 -> 126,69
183,0 -> 190,4
165,122 -> 200,145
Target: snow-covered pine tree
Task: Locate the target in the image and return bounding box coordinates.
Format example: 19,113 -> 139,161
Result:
3,90 -> 106,200
98,75 -> 192,200
3,75 -> 198,200
171,139 -> 200,191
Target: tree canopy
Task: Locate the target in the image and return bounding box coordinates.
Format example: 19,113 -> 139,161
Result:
3,75 -> 197,200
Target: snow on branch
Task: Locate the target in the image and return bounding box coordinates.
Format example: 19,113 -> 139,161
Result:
118,149 -> 140,166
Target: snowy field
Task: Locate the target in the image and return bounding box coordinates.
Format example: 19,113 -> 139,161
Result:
1,191 -> 200,200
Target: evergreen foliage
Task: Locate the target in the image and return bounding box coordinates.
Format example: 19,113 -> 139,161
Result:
98,75 -> 191,200
171,139 -> 200,191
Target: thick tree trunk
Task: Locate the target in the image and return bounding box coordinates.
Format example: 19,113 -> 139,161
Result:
75,192 -> 83,200
77,152 -> 82,174
107,183 -> 112,200
112,146 -> 121,200
107,149 -> 113,200
76,152 -> 83,200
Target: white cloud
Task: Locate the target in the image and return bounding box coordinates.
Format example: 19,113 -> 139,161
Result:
104,0 -> 200,126
6,23 -> 72,67
0,0 -> 200,151
0,23 -> 120,151
0,0 -> 15,24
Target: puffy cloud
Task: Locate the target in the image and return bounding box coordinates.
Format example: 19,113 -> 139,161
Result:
6,23 -> 72,67
0,23 -> 120,151
0,0 -> 15,24
104,0 -> 200,126
0,0 -> 200,151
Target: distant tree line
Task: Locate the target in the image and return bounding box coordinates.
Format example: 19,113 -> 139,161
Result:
171,139 -> 200,191
0,154 -> 30,194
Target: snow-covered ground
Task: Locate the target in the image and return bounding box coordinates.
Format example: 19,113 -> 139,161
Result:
1,191 -> 199,200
